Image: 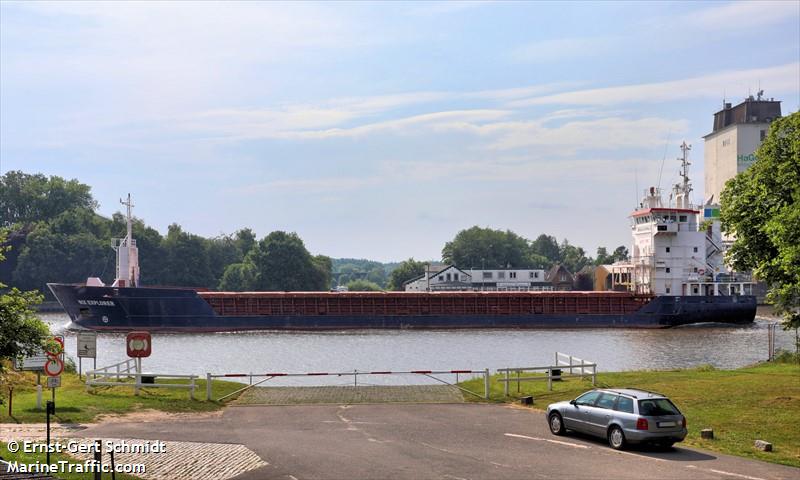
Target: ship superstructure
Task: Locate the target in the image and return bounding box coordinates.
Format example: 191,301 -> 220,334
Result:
627,142 -> 753,297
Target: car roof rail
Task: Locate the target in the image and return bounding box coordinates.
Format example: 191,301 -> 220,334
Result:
622,387 -> 665,397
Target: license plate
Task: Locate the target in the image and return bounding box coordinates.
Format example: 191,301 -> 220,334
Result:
658,421 -> 676,427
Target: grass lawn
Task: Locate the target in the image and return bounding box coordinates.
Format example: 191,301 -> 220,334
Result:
1,371 -> 245,424
1,441 -> 143,480
459,359 -> 800,467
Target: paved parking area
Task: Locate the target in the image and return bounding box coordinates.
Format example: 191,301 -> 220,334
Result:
234,385 -> 465,405
70,403 -> 799,480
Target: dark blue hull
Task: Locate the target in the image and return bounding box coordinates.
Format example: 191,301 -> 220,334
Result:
47,284 -> 757,332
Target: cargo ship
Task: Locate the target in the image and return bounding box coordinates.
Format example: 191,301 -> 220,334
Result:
49,147 -> 757,331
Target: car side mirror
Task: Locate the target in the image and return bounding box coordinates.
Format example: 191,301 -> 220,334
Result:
569,400 -> 576,406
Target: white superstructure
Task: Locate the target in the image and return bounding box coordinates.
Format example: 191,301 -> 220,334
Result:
111,193 -> 140,288
626,143 -> 752,296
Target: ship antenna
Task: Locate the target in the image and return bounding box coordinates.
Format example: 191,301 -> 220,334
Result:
656,129 -> 672,195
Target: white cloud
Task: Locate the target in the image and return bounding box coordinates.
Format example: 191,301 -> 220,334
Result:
685,1 -> 799,30
511,63 -> 799,107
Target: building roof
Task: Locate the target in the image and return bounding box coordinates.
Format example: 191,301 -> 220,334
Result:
705,95 -> 781,136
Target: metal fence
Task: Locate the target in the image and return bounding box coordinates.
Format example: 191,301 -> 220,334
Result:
497,352 -> 596,395
206,369 -> 491,402
86,358 -> 198,399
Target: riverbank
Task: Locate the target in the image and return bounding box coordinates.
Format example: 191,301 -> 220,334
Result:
0,371 -> 243,424
459,355 -> 800,467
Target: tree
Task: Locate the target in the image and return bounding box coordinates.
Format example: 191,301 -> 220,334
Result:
219,262 -> 257,291
721,112 -> 800,330
0,234 -> 48,374
248,231 -> 330,291
559,239 -> 591,273
388,258 -> 426,291
345,279 -> 382,291
160,224 -> 215,287
442,226 -> 533,269
612,245 -> 629,262
595,247 -> 613,266
0,171 -> 97,227
531,234 -> 560,263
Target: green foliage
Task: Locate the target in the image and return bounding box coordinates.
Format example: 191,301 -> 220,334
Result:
530,234 -> 560,264
595,245 -> 629,265
218,262 -> 257,291
721,112 -> 800,329
443,226 -> 540,269
332,258 -> 390,287
0,235 -> 48,374
345,279 -> 383,291
160,224 -> 215,287
0,171 -> 97,227
558,239 -> 590,273
248,231 -> 331,291
388,258 -> 426,291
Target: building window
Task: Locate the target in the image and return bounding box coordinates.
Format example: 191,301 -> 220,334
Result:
498,272 -> 505,279
665,247 -> 670,253
482,272 -> 492,279
560,273 -> 567,282
438,276 -> 443,281
694,267 -> 698,273
693,247 -> 698,253
446,273 -> 451,281
510,272 -> 517,279
693,287 -> 699,294
679,215 -> 687,222
666,268 -> 671,273
760,130 -> 766,141
529,272 -> 535,279
665,287 -> 671,294
722,138 -> 730,147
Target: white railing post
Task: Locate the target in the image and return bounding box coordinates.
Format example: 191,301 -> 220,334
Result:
189,376 -> 195,400
503,369 -> 510,396
592,365 -> 596,386
116,363 -> 120,381
206,373 -> 212,401
484,368 -> 490,399
569,355 -> 574,375
547,367 -> 552,391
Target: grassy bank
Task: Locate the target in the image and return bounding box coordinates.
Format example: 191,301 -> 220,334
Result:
459,357 -> 800,467
1,371 -> 244,424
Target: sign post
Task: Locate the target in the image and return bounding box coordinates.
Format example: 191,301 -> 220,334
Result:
44,335 -> 64,404
77,331 -> 98,380
126,331 -> 152,396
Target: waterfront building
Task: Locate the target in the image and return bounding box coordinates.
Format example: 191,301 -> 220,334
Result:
403,265 -> 570,291
703,92 -> 781,206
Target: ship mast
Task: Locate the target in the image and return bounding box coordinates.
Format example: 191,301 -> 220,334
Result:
113,193 -> 140,288
673,141 -> 692,209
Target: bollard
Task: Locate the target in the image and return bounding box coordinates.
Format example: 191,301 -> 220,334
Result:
93,440 -> 102,480
484,369 -> 490,399
503,370 -> 510,396
36,384 -> 42,410
520,396 -> 533,405
701,428 -> 714,439
206,373 -> 212,401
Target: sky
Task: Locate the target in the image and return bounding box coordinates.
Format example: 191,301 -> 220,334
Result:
1,1 -> 799,263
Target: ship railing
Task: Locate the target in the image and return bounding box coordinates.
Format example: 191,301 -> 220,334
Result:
206,368 -> 491,402
497,352 -> 596,396
86,358 -> 198,400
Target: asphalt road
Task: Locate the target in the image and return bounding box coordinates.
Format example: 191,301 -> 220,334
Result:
79,404 -> 799,480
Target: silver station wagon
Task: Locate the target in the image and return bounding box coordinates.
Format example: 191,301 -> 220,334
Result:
546,388 -> 687,450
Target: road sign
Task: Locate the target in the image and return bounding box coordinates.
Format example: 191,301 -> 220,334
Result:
47,376 -> 61,388
77,331 -> 97,358
44,357 -> 64,377
13,353 -> 47,371
126,331 -> 152,358
45,336 -> 64,357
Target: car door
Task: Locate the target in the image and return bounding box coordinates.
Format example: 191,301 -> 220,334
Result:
563,391 -> 601,433
585,393 -> 618,436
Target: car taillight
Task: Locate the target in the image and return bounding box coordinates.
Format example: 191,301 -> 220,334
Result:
681,416 -> 686,428
636,418 -> 649,430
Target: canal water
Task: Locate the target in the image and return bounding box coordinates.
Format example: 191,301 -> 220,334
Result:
41,309 -> 795,386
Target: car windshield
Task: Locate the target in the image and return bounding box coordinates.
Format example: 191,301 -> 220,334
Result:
638,398 -> 679,416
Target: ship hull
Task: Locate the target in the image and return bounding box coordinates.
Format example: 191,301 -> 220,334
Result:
48,284 -> 757,332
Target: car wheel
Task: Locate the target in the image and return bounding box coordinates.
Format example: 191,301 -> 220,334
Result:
548,412 -> 565,435
608,426 -> 626,450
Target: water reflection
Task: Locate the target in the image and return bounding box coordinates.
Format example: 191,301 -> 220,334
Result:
40,312 -> 794,386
